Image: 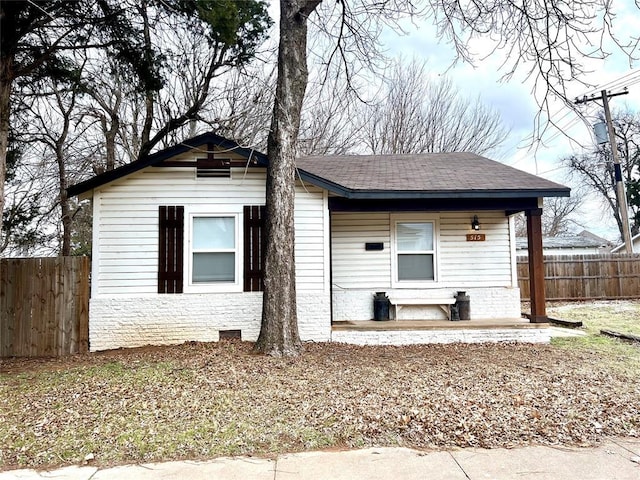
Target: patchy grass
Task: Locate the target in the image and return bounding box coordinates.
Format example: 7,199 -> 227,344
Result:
1,336 -> 639,472
548,300 -> 640,374
548,300 -> 640,336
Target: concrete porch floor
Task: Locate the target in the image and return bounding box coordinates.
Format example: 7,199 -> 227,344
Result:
332,317 -> 544,331
330,318 -> 555,345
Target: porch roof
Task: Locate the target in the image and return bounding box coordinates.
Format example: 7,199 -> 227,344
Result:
296,153 -> 569,199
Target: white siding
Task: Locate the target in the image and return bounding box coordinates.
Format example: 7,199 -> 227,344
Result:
294,186 -> 327,291
331,213 -> 391,289
331,211 -> 513,290
330,211 -> 520,321
93,166 -> 327,296
439,212 -> 513,287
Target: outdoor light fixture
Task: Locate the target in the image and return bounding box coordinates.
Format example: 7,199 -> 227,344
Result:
471,215 -> 480,230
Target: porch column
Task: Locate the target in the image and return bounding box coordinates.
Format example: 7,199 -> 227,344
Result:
526,208 -> 547,323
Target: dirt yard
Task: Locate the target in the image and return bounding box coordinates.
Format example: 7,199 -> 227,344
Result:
1,327 -> 639,471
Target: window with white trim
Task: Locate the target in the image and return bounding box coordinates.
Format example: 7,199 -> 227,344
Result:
392,215 -> 438,286
188,213 -> 241,291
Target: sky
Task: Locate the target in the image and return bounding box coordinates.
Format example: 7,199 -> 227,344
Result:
371,3 -> 640,240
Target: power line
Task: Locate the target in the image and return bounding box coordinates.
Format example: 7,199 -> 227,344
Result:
608,71 -> 640,88
508,70 -> 640,170
580,69 -> 640,97
542,70 -> 640,146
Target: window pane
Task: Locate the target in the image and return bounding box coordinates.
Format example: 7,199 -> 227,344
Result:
193,217 -> 234,249
398,254 -> 434,281
397,223 -> 433,251
193,252 -> 235,282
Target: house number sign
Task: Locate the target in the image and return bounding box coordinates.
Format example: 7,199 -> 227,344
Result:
466,234 -> 486,241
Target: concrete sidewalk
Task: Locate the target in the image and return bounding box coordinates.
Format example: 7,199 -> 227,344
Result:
2,438 -> 638,479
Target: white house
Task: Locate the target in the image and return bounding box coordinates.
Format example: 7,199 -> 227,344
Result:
611,233 -> 640,253
68,133 -> 570,350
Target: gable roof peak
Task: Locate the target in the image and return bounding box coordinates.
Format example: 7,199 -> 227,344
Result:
68,131 -> 267,197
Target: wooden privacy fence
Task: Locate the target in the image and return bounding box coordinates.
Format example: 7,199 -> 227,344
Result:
1,257 -> 90,357
517,253 -> 640,301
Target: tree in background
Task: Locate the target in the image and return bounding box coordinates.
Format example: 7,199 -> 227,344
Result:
1,0 -> 272,254
541,192 -> 587,237
361,58 -> 508,155
1,0 -> 162,250
209,67 -> 277,150
2,137 -> 53,254
199,56 -> 510,158
513,191 -> 587,238
297,74 -> 362,155
76,1 -> 271,168
619,113 -> 640,235
132,0 -> 272,160
563,109 -> 640,240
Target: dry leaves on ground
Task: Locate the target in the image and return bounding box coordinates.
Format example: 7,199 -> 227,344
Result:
0,341 -> 638,470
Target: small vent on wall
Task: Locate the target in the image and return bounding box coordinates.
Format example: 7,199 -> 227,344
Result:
219,329 -> 242,340
196,158 -> 231,178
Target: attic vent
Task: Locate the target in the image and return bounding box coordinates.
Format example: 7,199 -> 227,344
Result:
196,158 -> 231,178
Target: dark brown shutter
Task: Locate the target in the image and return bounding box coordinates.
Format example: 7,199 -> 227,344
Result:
243,205 -> 265,292
158,206 -> 184,293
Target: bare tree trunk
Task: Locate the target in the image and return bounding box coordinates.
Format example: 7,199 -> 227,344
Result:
0,46 -> 13,254
0,2 -> 15,254
53,88 -> 75,255
254,0 -> 320,356
58,162 -> 72,255
0,75 -> 9,250
56,130 -> 72,256
102,108 -> 120,171
139,0 -> 154,150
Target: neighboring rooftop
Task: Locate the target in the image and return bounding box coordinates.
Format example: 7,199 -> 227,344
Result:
516,230 -> 613,251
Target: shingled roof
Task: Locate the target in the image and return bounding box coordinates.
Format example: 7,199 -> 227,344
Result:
67,131 -> 569,201
296,153 -> 569,199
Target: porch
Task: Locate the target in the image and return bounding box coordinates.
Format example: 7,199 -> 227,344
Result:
331,318 -> 552,345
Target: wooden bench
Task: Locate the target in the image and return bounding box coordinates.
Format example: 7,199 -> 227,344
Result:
388,296 -> 457,320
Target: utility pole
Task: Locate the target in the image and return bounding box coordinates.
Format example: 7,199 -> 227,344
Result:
576,89 -> 633,253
